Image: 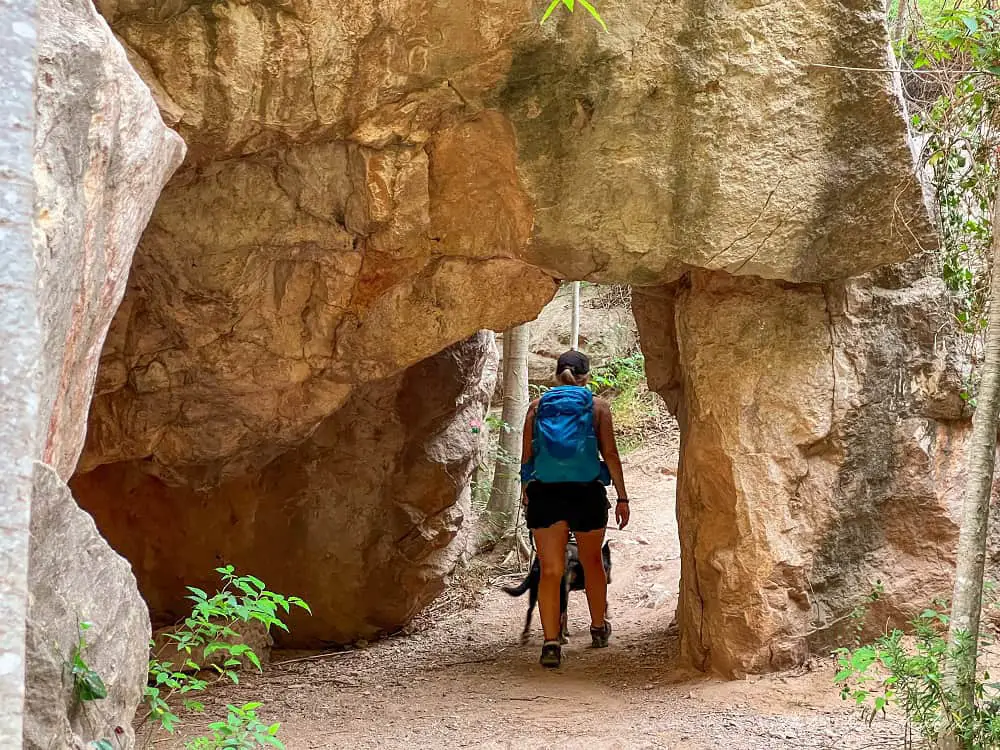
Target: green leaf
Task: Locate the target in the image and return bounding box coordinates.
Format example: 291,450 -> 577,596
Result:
90,741 -> 114,750
77,670 -> 108,701
245,650 -> 262,671
540,0 -> 561,25
186,586 -> 209,601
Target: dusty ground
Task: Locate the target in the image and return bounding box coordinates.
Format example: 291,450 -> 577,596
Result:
149,446 -> 906,749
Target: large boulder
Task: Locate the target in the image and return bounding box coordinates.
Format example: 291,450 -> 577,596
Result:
25,464 -> 150,750
74,333 -> 498,642
33,0 -> 185,480
79,0 -> 926,488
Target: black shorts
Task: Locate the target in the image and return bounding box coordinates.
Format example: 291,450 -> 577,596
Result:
525,480 -> 610,532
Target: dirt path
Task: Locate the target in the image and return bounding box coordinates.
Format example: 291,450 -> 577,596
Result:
155,449 -> 903,749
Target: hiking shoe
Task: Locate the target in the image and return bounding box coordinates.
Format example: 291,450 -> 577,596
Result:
590,621 -> 612,648
540,641 -> 562,668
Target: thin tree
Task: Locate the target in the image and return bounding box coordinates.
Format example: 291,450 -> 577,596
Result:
947,183 -> 1000,722
477,324 -> 530,551
570,281 -> 581,351
0,0 -> 40,742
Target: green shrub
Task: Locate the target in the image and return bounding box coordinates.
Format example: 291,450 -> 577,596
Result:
834,604 -> 1000,748
588,354 -> 667,453
141,566 -> 309,749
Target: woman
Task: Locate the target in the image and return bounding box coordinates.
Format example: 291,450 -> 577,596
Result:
520,350 -> 630,668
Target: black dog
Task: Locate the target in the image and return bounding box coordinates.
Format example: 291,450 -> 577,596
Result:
502,540 -> 612,644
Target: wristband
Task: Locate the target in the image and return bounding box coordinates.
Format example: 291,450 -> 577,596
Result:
616,498 -> 629,504
520,462 -> 534,484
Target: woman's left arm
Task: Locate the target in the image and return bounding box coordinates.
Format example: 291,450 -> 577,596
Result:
520,401 -> 538,504
522,401 -> 536,465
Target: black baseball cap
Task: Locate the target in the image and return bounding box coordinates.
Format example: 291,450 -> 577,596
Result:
556,350 -> 590,375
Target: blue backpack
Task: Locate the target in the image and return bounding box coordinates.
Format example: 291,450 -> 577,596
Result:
530,386 -> 603,483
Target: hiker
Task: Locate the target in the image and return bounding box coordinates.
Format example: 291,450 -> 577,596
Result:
520,350 -> 629,668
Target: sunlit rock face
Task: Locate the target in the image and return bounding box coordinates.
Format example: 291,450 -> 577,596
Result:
73,0 -> 953,673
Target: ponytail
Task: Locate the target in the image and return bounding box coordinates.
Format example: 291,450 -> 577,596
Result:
557,367 -> 578,385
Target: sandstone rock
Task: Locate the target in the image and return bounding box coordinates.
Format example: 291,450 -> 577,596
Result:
82,0 -> 929,489
633,256 -> 966,676
77,130 -> 554,486
33,0 -> 184,480
25,463 -> 149,750
496,0 -> 933,284
74,333 -> 498,644
74,0 -> 950,675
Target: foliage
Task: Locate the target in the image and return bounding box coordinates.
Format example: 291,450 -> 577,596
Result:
588,353 -> 667,453
68,621 -> 108,704
540,0 -> 607,32
834,605 -> 1000,748
588,352 -> 645,392
142,567 -> 309,748
184,703 -> 284,750
896,3 -> 1000,343
472,416 -> 522,513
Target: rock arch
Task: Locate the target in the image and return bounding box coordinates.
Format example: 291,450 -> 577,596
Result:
62,0 -> 967,678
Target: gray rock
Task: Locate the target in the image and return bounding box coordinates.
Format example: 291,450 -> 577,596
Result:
25,462 -> 149,750
32,0 -> 184,479
20,0 -> 183,743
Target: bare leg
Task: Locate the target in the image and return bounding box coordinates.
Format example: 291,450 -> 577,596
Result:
532,522 -> 569,642
575,529 -> 607,629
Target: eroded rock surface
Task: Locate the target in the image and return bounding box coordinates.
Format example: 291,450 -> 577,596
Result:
73,0 -> 953,673
22,0 -> 183,743
75,333 -> 498,642
34,0 -> 184,479
25,464 -> 149,750
633,257 -> 966,675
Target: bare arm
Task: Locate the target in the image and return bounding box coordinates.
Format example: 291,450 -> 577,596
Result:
521,399 -> 539,465
595,399 -> 628,501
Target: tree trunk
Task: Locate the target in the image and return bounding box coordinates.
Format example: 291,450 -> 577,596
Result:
477,324 -> 530,552
571,281 -> 581,351
0,0 -> 41,742
892,0 -> 908,42
947,184 -> 1000,730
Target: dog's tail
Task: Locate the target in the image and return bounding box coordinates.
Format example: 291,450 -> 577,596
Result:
501,575 -> 532,597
